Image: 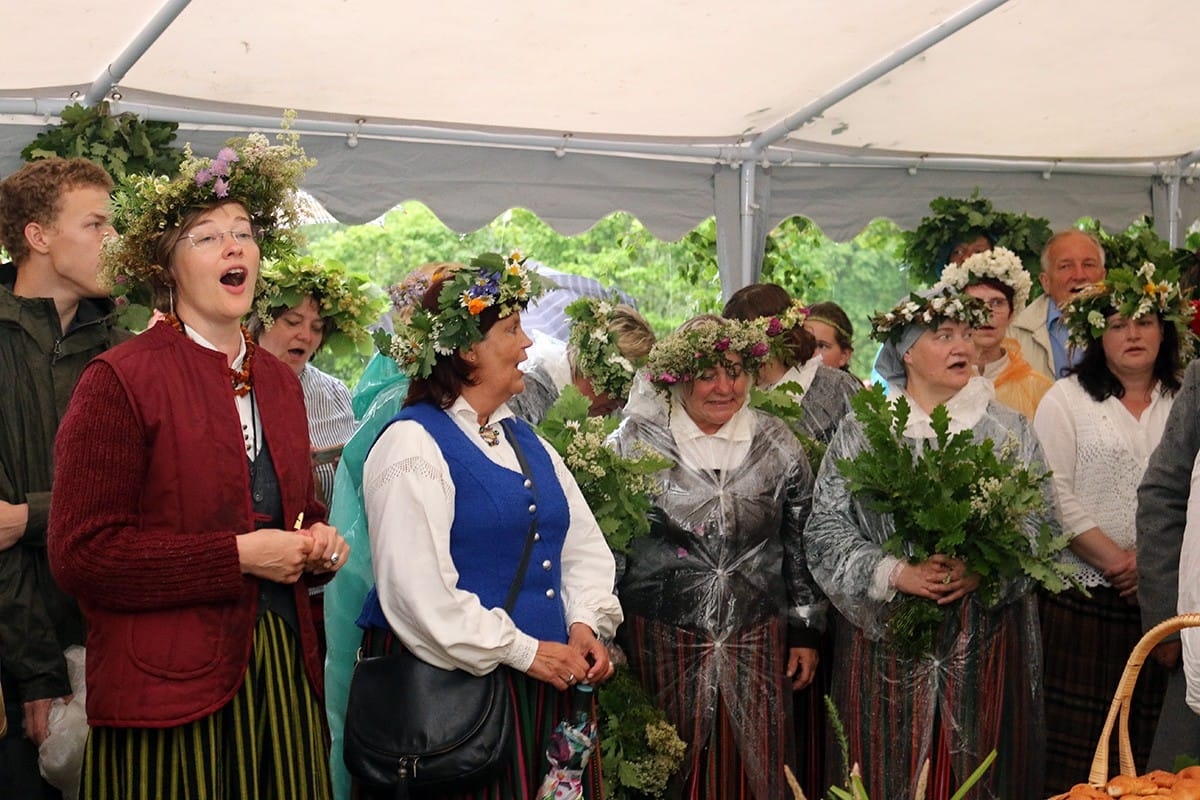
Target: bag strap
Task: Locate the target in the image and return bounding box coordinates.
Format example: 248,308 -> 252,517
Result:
500,418 -> 540,614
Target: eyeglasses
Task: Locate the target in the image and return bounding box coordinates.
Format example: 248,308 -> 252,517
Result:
981,298 -> 1009,311
178,228 -> 263,250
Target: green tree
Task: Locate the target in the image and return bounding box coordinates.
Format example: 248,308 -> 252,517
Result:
301,204 -> 912,387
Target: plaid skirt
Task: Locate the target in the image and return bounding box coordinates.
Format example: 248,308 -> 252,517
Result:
1040,587 -> 1167,796
81,611 -> 331,800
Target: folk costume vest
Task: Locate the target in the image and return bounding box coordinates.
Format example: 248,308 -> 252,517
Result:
361,402 -> 571,644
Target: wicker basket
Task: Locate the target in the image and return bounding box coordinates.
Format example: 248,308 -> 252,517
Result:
1079,613 -> 1200,788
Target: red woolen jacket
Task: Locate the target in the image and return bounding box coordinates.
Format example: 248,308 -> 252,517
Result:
48,322 -> 327,727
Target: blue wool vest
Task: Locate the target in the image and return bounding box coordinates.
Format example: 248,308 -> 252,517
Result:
361,402 -> 570,644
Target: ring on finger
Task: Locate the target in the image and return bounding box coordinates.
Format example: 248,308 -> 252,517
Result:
566,673 -> 575,684
330,552 -> 340,565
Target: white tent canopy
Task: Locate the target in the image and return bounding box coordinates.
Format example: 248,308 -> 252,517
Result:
3,0 -> 1199,292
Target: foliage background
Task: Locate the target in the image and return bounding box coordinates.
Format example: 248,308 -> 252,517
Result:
302,204 -> 919,386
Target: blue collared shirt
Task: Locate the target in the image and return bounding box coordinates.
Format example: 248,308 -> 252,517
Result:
1046,299 -> 1081,378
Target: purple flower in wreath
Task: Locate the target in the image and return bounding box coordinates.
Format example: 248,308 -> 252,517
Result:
714,337 -> 731,352
467,272 -> 501,299
213,177 -> 230,198
216,147 -> 239,165
750,341 -> 770,358
194,168 -> 213,186
765,317 -> 783,336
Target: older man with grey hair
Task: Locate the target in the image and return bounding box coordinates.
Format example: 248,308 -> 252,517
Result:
1009,229 -> 1106,380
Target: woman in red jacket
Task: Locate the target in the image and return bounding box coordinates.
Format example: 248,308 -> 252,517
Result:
48,131 -> 348,800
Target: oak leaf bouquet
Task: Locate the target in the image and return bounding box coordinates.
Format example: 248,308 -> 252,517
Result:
836,385 -> 1076,657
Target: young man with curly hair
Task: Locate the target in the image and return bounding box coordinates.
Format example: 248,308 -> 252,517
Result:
0,157 -> 124,798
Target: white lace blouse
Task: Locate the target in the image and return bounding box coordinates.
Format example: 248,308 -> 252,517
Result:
1033,376 -> 1172,587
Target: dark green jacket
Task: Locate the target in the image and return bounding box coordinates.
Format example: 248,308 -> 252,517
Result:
0,262 -> 127,702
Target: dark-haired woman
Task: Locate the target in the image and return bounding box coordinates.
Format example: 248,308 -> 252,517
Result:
1033,266 -> 1191,794
723,284 -> 861,445
357,257 -> 622,799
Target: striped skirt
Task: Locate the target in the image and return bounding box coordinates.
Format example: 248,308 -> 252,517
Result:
621,614 -> 794,800
1041,587 -> 1167,796
831,596 -> 1043,800
353,633 -> 602,800
81,612 -> 331,800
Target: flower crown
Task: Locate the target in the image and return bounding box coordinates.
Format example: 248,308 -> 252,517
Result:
938,246 -> 1033,311
870,288 -> 991,344
255,255 -> 390,358
758,299 -> 811,363
644,317 -> 769,394
566,297 -> 645,401
1061,261 -> 1196,356
379,252 -> 550,377
102,120 -> 314,298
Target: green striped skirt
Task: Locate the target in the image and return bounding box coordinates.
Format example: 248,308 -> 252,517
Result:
81,612 -> 331,800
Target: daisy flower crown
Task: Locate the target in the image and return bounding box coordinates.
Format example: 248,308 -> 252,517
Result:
381,252 -> 550,378
102,117 -> 314,295
644,317 -> 769,394
938,246 -> 1033,312
870,287 -> 991,344
1061,261 -> 1196,357
255,255 -> 390,358
566,297 -> 644,401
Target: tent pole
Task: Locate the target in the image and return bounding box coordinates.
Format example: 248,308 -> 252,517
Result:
734,0 -> 1011,293
738,160 -> 757,292
83,0 -> 194,106
1167,175 -> 1181,247
746,0 -> 1012,158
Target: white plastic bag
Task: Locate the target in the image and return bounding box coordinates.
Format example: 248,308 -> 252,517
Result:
38,645 -> 88,799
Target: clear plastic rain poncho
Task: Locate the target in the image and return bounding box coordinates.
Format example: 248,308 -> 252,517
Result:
609,387 -> 824,800
804,380 -> 1052,800
322,352 -> 409,800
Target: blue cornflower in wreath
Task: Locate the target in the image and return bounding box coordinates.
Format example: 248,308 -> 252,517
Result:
377,252 -> 551,377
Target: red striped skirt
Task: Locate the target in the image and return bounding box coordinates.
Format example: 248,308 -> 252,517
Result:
621,614 -> 794,800
831,596 -> 1043,800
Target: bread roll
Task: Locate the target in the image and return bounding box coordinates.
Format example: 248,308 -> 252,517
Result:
1147,770 -> 1178,788
1168,778 -> 1200,800
1106,774 -> 1161,796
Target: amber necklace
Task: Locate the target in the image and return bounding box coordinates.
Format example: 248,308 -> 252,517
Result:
164,314 -> 255,397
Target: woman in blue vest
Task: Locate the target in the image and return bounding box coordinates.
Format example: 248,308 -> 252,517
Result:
357,255 -> 623,799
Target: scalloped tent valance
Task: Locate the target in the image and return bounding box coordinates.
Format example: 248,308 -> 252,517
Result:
3,0 -> 1198,294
